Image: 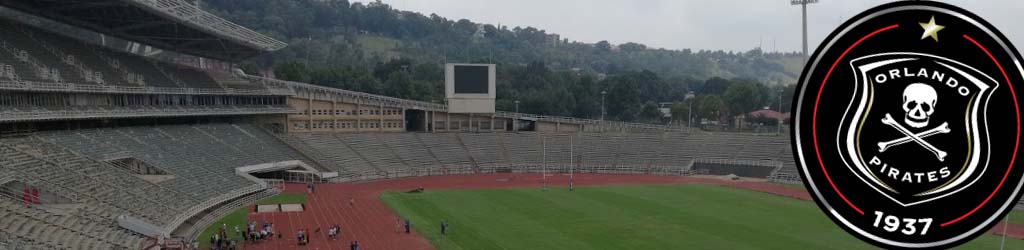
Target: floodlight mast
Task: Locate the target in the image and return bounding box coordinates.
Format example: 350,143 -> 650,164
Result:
791,0 -> 819,64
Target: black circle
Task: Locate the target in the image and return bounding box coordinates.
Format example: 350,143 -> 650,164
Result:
791,1 -> 1024,249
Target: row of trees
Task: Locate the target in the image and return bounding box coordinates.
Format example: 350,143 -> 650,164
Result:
273,58 -> 794,124
202,0 -> 804,85
201,0 -> 800,123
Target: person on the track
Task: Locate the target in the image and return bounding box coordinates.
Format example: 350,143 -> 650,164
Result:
404,219 -> 411,234
350,240 -> 360,250
395,217 -> 402,233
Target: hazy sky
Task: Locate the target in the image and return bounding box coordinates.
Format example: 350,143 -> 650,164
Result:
379,0 -> 1023,53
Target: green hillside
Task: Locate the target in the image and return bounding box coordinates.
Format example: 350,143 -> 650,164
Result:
200,0 -> 801,123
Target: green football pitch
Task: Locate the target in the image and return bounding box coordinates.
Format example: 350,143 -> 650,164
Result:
381,184 -> 1024,250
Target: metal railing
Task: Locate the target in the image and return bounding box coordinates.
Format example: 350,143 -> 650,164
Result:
316,164 -> 708,183
693,157 -> 781,168
0,105 -> 297,122
0,79 -> 294,96
251,74 -> 679,130
0,230 -> 48,250
182,187 -> 279,241
130,0 -> 287,51
244,75 -> 448,112
496,111 -> 680,131
166,183 -> 266,237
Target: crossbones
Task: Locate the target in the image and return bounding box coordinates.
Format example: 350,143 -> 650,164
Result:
878,113 -> 948,161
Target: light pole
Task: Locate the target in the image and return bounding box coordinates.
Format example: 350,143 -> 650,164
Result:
686,91 -> 695,129
600,90 -> 607,121
791,0 -> 819,64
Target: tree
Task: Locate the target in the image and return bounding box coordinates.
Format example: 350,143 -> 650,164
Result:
604,74 -> 641,121
670,101 -> 689,124
619,42 -> 646,53
697,94 -> 726,122
595,40 -> 612,52
700,77 -> 732,95
198,0 -> 805,119
274,62 -> 310,82
383,71 -> 415,98
373,58 -> 414,80
639,102 -> 663,122
723,81 -> 765,116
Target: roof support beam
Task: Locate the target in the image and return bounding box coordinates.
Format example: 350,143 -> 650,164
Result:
112,21 -> 168,32
49,1 -> 122,12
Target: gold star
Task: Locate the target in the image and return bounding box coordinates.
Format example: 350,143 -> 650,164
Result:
919,16 -> 945,42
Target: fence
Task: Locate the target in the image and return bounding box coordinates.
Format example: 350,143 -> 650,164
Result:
690,157 -> 781,178
165,183 -> 266,237
182,188 -> 280,241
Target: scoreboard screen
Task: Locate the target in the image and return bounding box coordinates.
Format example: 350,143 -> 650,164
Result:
453,65 -> 490,94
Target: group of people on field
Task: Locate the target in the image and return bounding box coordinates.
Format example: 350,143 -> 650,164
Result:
203,182 -> 454,249
242,220 -> 275,244
208,224 -> 236,250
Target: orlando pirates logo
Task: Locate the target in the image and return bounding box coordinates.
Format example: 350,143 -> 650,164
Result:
792,1 -> 1024,249
839,52 -> 995,206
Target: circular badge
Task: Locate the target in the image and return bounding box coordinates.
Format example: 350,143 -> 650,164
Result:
791,1 -> 1024,248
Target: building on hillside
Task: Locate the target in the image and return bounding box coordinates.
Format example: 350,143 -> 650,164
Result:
735,107 -> 791,132
545,34 -> 561,46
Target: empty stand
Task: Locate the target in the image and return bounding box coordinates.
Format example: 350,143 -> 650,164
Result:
417,133 -> 476,168
459,133 -> 508,167
0,18 -> 262,90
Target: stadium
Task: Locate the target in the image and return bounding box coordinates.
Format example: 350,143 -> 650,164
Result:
0,1 -> 1020,249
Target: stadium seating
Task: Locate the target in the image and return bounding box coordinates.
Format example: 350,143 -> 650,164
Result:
0,124 -> 328,247
378,133 -> 445,171
498,133 -> 543,166
540,133 -> 574,167
618,133 -> 661,168
0,18 -> 262,90
651,133 -> 696,168
340,133 -> 410,171
416,133 -> 477,168
290,133 -> 379,174
458,133 -> 508,167
0,142 -> 149,250
768,146 -> 802,184
288,131 -> 794,177
34,124 -> 319,201
4,122 -> 804,248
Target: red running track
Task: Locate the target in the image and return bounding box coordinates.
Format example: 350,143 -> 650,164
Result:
238,173 -> 1024,250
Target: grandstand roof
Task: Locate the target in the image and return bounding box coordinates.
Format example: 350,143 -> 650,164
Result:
0,0 -> 287,62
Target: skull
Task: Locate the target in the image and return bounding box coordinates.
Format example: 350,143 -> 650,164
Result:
902,83 -> 937,128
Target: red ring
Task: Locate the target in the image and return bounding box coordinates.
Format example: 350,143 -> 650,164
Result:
811,24 -> 899,216
939,34 -> 1021,227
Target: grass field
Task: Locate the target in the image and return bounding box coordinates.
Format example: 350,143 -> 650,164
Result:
195,193 -> 308,249
256,193 -> 308,205
381,184 -> 1024,250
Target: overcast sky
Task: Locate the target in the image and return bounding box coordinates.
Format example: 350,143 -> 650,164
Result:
379,0 -> 1023,53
